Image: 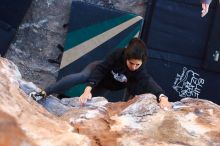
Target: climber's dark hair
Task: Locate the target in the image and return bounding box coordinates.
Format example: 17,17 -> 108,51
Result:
124,38 -> 147,62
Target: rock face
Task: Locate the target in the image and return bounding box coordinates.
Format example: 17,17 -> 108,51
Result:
0,111 -> 35,146
0,57 -> 90,146
1,57 -> 220,146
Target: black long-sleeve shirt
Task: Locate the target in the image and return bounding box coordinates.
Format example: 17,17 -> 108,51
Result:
88,49 -> 165,98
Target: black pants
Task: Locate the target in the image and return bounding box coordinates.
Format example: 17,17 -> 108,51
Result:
44,61 -> 110,97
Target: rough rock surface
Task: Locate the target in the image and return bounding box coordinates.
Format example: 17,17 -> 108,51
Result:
0,57 -> 91,146
0,111 -> 35,146
1,58 -> 220,146
5,0 -> 147,90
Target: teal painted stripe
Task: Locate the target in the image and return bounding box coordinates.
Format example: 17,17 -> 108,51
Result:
64,14 -> 137,50
65,83 -> 86,97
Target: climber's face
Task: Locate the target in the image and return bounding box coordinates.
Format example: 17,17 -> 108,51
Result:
126,59 -> 142,71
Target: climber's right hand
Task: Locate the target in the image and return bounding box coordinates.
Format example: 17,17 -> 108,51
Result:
79,86 -> 92,105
